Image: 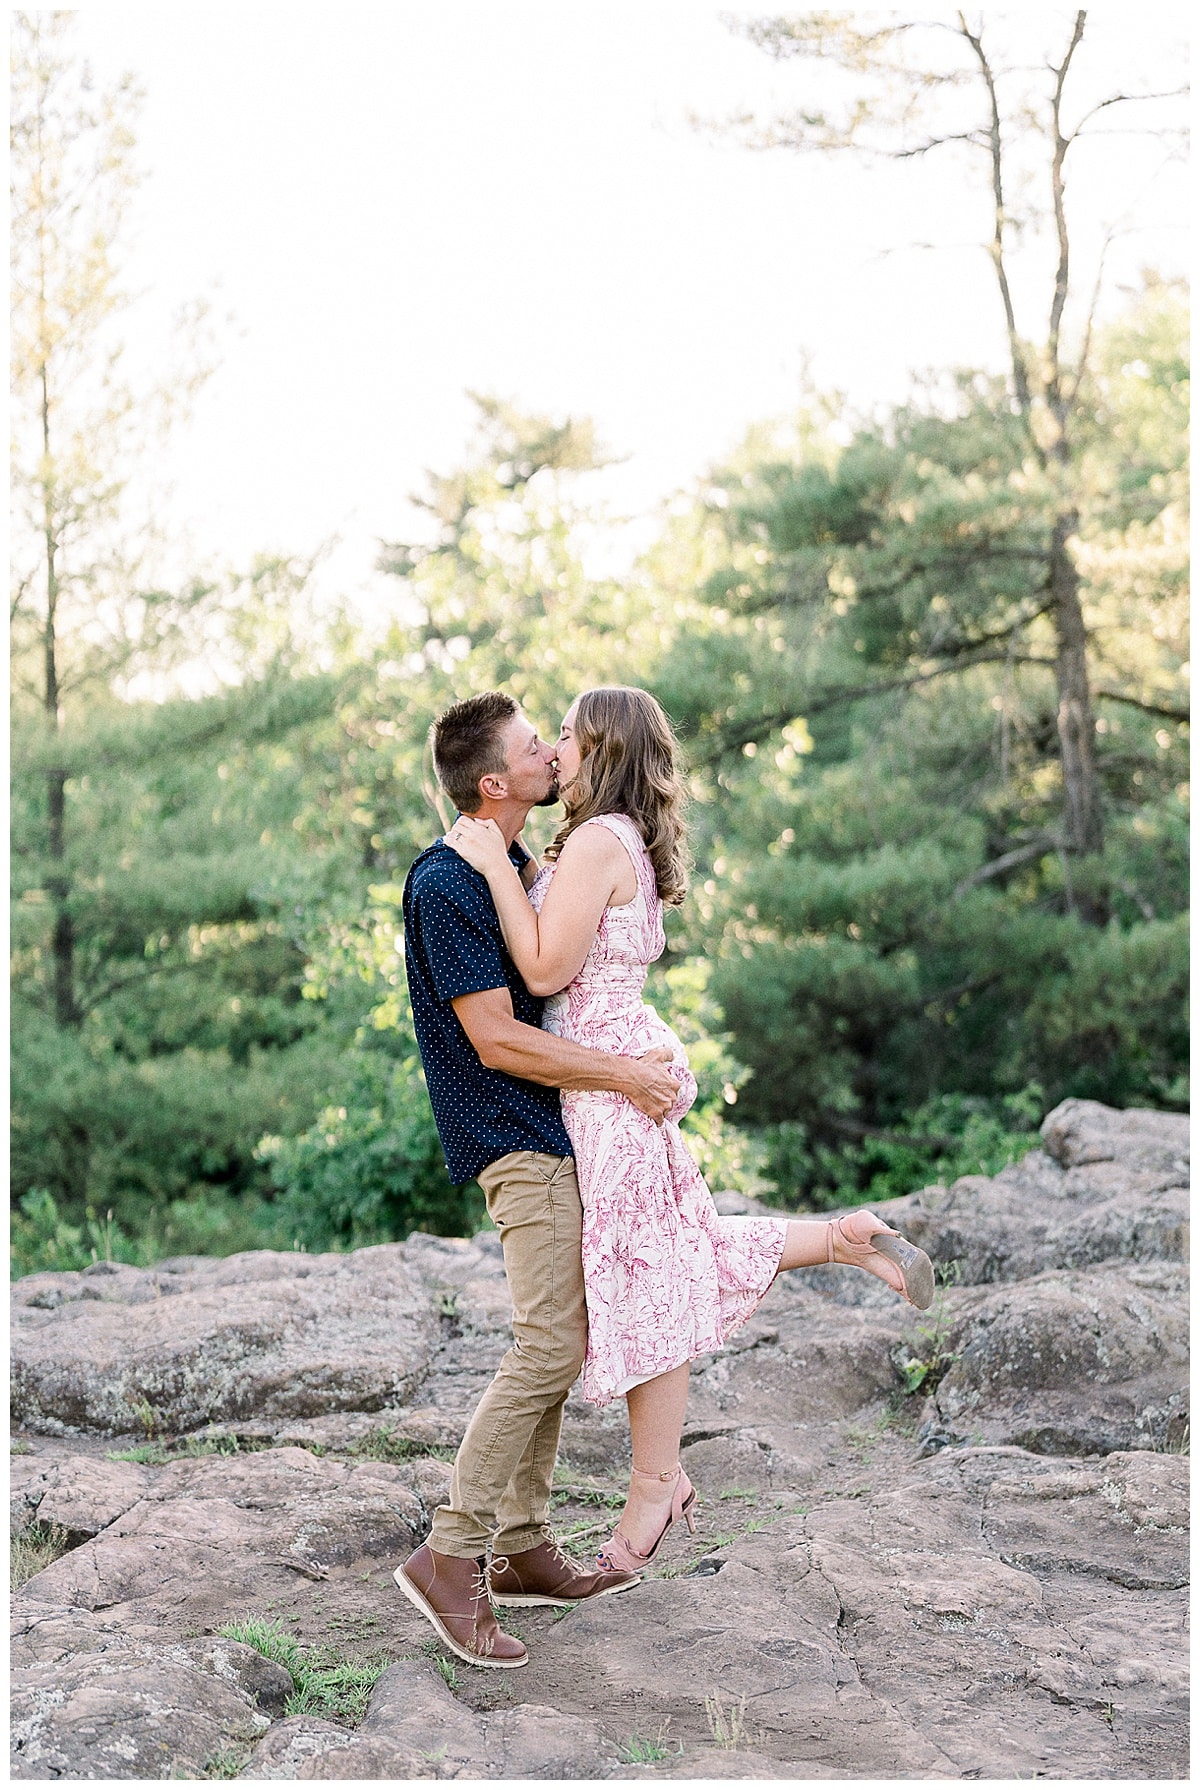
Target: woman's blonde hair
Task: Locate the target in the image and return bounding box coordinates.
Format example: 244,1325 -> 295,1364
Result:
546,686 -> 690,906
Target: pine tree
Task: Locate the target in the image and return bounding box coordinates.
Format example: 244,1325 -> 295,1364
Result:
706,9 -> 1188,922
648,285 -> 1187,1203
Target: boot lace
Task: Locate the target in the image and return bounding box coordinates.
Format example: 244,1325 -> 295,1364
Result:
544,1536 -> 577,1577
469,1557 -> 494,1649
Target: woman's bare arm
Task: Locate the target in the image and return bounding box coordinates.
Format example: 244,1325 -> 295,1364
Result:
528,826 -> 636,991
514,833 -> 539,891
444,818 -> 634,995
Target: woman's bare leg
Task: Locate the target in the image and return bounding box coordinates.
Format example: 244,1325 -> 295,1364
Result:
606,1218 -> 912,1556
610,1362 -> 692,1556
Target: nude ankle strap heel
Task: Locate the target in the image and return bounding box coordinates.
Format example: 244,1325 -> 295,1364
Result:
632,1464 -> 698,1535
595,1465 -> 697,1573
826,1211 -> 935,1310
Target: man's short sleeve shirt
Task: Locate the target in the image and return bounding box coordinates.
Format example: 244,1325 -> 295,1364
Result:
402,837 -> 573,1184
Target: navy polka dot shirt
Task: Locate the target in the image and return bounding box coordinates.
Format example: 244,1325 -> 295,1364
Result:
402,836 -> 573,1186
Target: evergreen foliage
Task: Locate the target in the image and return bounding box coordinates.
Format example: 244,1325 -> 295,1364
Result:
8,18 -> 1188,1266
257,885 -> 481,1251
645,282 -> 1187,1203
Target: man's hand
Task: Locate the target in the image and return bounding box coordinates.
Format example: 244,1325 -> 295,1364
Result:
621,1046 -> 682,1123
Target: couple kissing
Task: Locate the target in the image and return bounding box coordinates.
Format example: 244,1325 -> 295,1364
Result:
396,685 -> 933,1668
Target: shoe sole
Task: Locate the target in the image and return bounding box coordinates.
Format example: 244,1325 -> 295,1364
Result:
393,1563 -> 528,1668
490,1574 -> 643,1608
872,1232 -> 935,1310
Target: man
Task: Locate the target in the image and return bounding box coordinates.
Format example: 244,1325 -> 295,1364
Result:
395,691 -> 681,1668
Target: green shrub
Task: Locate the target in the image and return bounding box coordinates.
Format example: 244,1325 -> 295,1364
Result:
9,998 -> 344,1237
260,1048 -> 483,1250
9,1189 -> 146,1278
10,1184 -> 294,1280
761,1085 -> 1045,1211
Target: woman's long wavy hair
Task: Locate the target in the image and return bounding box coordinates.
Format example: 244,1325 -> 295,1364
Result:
545,686 -> 691,906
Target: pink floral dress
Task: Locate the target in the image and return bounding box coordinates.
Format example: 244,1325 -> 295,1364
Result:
530,813 -> 788,1407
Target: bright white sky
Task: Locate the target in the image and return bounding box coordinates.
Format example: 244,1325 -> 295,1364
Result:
66,1 -> 1189,624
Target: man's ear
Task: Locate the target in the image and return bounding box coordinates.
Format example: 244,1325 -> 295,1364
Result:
478,771 -> 507,802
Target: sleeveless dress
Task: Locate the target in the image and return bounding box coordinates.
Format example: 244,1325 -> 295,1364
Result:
530,813 -> 789,1407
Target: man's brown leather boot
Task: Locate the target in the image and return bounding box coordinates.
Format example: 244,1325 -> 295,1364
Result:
488,1535 -> 641,1607
394,1544 -> 528,1667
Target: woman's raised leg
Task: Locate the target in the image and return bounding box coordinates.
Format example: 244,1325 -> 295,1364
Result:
776,1212 -> 933,1307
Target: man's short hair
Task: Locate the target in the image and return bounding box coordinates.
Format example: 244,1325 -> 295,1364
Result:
431,692 -> 519,813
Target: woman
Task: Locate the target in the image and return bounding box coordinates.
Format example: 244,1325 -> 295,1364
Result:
443,686 -> 933,1574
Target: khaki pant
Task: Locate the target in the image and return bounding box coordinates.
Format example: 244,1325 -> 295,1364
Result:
429,1150 -> 587,1559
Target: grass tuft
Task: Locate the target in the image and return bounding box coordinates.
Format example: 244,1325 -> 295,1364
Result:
286,1654 -> 386,1722
347,1426 -> 456,1465
218,1616 -> 304,1678
217,1616 -> 384,1723
745,1510 -> 785,1535
11,1521 -> 72,1588
550,1484 -> 625,1512
893,1265 -> 961,1396
106,1434 -> 267,1466
435,1655 -> 461,1691
615,1720 -> 681,1764
705,1689 -> 756,1751
203,1744 -> 252,1779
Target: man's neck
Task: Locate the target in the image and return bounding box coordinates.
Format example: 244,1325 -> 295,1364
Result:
464,798 -> 530,849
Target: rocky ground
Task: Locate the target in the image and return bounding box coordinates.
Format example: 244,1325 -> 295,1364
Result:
10,1098 -> 1190,1780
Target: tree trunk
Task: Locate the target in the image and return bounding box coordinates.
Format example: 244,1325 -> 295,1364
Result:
47,765 -> 81,1028
42,366 -> 81,1027
1050,511 -> 1108,924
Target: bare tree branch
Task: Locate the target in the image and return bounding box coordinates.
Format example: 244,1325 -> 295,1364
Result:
1092,687 -> 1190,723
891,130 -> 986,159
923,599 -> 1055,658
1068,86 -> 1190,140
688,648 -> 1038,763
955,12 -> 1037,426
952,836 -> 1058,897
1067,224 -> 1116,406
77,957 -> 211,1019
10,571 -> 36,624
1045,11 -> 1087,440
